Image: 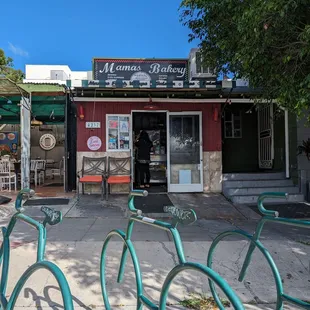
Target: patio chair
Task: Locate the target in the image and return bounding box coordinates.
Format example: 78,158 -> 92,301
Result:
0,159 -> 17,192
106,156 -> 131,200
51,158 -> 64,179
30,160 -> 46,186
35,160 -> 46,186
77,156 -> 107,200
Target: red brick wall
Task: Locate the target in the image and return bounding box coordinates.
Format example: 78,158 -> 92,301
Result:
77,101 -> 222,152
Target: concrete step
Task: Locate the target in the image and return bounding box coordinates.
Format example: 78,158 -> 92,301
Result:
223,172 -> 285,181
225,186 -> 300,196
223,179 -> 294,188
231,194 -> 304,205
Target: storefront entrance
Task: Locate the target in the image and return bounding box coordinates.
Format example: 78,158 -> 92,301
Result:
131,110 -> 203,193
167,112 -> 203,192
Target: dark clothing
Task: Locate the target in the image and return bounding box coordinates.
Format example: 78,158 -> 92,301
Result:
138,162 -> 150,185
135,138 -> 153,162
135,133 -> 153,186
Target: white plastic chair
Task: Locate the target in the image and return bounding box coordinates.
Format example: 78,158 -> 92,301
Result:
0,159 -> 17,192
35,160 -> 46,186
30,160 -> 46,186
51,158 -> 64,178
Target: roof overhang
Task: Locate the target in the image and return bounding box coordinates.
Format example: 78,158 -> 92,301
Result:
0,77 -> 29,97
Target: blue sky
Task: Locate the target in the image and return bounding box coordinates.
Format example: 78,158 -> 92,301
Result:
1,0 -> 197,72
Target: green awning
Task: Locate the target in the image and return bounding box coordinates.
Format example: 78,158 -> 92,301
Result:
0,77 -> 29,97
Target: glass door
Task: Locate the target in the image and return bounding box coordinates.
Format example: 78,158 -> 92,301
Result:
167,112 -> 203,192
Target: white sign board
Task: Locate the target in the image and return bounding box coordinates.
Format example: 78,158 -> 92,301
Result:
87,136 -> 102,151
86,122 -> 101,129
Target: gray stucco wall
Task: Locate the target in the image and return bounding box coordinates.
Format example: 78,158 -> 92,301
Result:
297,115 -> 310,200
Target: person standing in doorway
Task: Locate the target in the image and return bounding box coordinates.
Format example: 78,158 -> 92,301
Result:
135,130 -> 153,188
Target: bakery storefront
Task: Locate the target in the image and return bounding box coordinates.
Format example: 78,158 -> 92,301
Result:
70,57 -> 223,194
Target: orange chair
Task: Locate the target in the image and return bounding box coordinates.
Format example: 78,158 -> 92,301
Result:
106,157 -> 131,200
77,156 -> 107,200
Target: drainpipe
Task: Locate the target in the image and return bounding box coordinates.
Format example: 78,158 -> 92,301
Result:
284,109 -> 290,178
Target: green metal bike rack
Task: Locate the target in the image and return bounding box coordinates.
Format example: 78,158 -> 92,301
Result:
0,189 -> 74,310
100,189 -> 245,310
207,192 -> 310,310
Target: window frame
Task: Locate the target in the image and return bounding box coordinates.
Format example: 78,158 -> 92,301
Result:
195,52 -> 213,75
224,111 -> 242,139
106,114 -> 131,152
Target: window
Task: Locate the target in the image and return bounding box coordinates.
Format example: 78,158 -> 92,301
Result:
106,115 -> 130,151
224,111 -> 242,138
195,52 -> 214,75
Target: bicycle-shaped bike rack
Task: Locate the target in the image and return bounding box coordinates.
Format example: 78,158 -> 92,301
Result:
100,190 -> 245,310
0,189 -> 74,310
207,192 -> 310,310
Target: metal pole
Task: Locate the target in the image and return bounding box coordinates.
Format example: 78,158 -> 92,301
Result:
20,95 -> 31,189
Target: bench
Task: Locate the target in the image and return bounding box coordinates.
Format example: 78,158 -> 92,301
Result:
106,156 -> 131,200
78,156 -> 107,200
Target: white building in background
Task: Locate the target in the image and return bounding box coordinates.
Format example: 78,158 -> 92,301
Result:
23,65 -> 92,84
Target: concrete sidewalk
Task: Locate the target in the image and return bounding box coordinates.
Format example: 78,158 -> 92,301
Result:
0,194 -> 309,309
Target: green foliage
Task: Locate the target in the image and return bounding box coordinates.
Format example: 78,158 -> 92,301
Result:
297,138 -> 310,160
0,48 -> 24,83
180,0 -> 310,115
180,293 -> 230,309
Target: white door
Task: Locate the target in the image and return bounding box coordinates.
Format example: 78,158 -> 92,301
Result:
167,112 -> 203,192
258,104 -> 274,169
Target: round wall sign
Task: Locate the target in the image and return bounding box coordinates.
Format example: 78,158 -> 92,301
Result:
40,134 -> 56,151
87,136 -> 102,151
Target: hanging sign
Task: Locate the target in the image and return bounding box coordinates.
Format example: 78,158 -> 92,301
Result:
39,134 -> 56,151
86,122 -> 101,129
87,136 -> 102,151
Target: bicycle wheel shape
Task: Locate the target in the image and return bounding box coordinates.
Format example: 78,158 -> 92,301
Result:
6,260 -> 73,310
207,230 -> 284,310
100,229 -> 143,310
159,261 -> 244,310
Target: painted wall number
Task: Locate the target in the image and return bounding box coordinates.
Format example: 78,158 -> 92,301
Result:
86,122 -> 101,129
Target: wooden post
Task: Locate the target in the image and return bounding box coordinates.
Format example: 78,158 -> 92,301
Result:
20,96 -> 31,189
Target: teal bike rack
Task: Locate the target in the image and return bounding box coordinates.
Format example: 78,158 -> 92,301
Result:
207,192 -> 310,310
0,189 -> 74,310
100,190 -> 245,310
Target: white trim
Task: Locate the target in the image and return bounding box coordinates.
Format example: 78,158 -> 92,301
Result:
73,97 -> 256,103
284,110 -> 290,178
167,111 -> 203,193
106,114 -> 131,152
131,110 -> 168,187
279,106 -> 290,178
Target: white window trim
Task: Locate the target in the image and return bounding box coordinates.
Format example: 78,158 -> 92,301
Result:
196,52 -> 212,75
106,114 -> 131,152
224,111 -> 242,139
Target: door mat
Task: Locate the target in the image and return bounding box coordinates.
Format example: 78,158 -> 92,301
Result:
133,185 -> 167,194
23,198 -> 70,206
250,203 -> 310,219
0,196 -> 12,205
43,183 -> 64,187
134,194 -> 173,213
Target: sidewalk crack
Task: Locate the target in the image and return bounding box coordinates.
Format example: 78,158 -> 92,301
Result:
80,218 -> 97,241
159,241 -> 178,265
